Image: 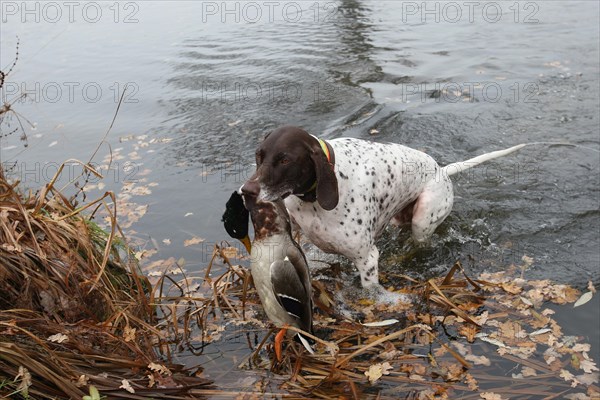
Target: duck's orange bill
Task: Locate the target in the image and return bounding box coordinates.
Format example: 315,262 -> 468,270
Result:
241,235 -> 251,254
274,327 -> 288,362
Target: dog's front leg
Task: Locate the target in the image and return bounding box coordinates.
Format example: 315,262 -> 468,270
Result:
355,245 -> 380,288
353,244 -> 410,304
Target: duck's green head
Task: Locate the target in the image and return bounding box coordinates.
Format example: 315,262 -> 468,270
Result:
222,191 -> 251,253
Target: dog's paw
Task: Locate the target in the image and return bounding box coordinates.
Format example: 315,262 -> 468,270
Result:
364,284 -> 412,305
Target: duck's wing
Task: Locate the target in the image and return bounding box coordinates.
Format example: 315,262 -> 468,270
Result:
270,258 -> 307,323
270,256 -> 314,354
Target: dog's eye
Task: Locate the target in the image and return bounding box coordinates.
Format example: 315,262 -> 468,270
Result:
280,158 -> 290,165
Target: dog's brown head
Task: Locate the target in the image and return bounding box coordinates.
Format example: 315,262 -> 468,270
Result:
241,126 -> 338,210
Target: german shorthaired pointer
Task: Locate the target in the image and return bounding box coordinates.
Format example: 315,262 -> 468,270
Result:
241,126 -> 525,292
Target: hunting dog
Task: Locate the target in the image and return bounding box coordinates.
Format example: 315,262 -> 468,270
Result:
241,126 -> 525,292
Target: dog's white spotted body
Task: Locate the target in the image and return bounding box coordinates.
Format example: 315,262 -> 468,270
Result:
285,138 -> 453,287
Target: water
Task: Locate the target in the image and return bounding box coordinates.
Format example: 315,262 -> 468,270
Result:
1,0 -> 598,390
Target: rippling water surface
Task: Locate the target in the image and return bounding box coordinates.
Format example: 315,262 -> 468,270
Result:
1,0 -> 598,386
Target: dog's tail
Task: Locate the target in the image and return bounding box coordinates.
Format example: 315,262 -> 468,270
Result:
441,142 -> 599,177
442,144 -> 527,177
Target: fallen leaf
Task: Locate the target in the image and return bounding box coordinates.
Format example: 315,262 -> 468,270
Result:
75,375 -> 89,387
452,341 -> 469,356
130,185 -> 152,196
572,343 -> 591,353
147,373 -> 156,388
530,328 -> 552,336
513,365 -> 539,379
465,372 -> 479,390
580,359 -> 599,374
135,248 -> 157,260
459,324 -> 479,342
148,362 -> 171,376
120,379 -> 135,393
573,291 -> 593,307
560,369 -> 580,387
48,333 -> 69,343
501,282 -> 522,294
444,362 -> 464,381
15,366 -> 32,396
124,326 -> 136,342
364,362 -> 393,383
576,372 -> 599,385
184,237 -> 205,247
588,280 -> 596,294
480,392 -> 504,400
465,354 -> 491,366
362,319 -> 399,327
477,334 -> 508,348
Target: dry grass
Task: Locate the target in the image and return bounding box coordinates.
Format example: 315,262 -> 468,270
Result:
187,247 -> 600,399
0,164 -> 211,399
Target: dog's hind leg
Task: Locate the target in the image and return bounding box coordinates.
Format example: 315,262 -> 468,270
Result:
411,176 -> 454,243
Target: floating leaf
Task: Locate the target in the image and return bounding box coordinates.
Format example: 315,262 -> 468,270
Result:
580,359 -> 599,374
465,373 -> 478,390
572,343 -> 591,353
480,392 -> 504,400
362,319 -> 399,327
465,353 -> 491,366
530,328 -> 552,336
573,291 -> 593,307
476,334 -> 508,348
560,369 -> 580,387
184,237 -> 204,247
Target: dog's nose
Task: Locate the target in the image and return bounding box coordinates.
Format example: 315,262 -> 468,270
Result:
241,180 -> 260,197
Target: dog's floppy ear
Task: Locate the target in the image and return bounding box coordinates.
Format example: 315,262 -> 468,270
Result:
310,149 -> 338,210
